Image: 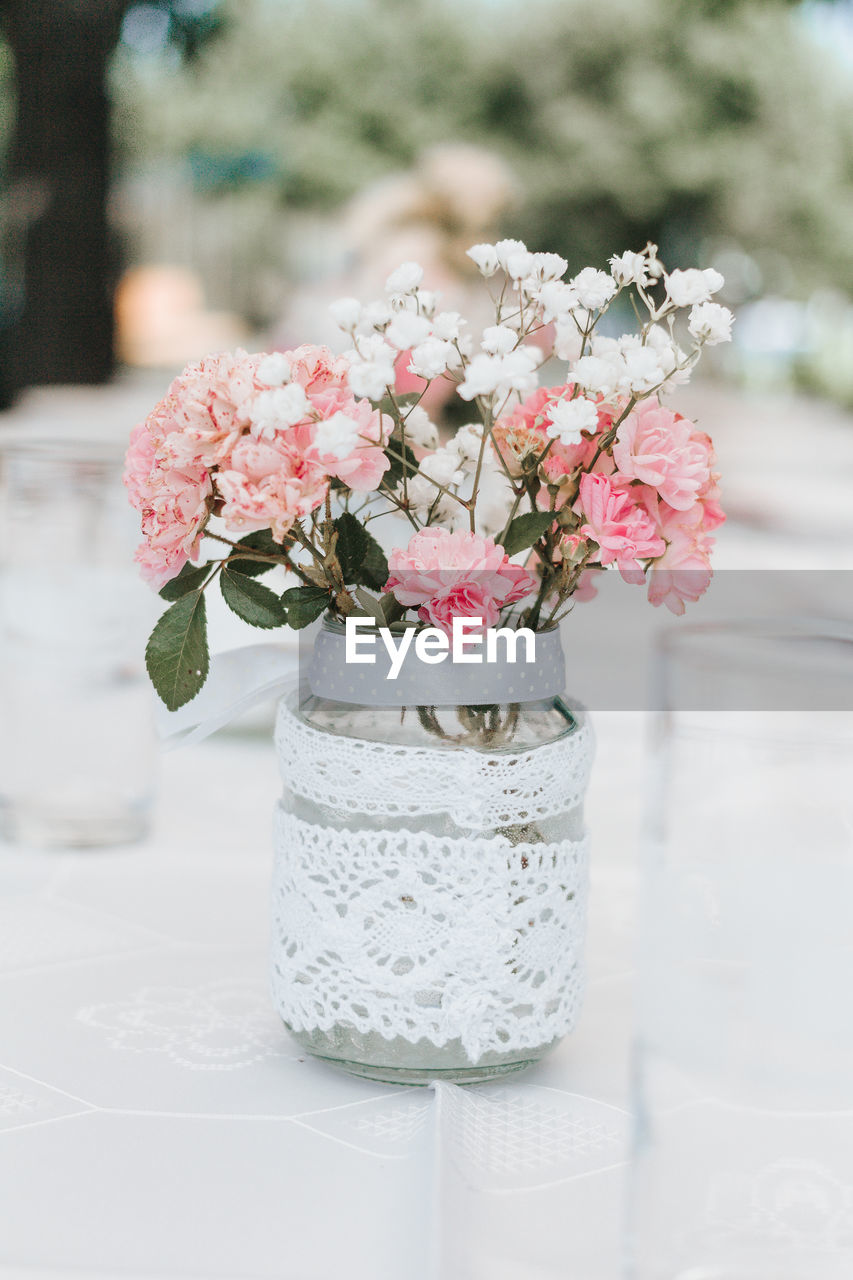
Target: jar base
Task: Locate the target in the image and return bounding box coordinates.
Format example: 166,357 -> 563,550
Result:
307,1052 -> 542,1087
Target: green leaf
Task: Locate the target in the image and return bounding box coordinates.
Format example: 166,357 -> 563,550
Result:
280,584 -> 330,629
227,530 -> 290,577
353,587 -> 385,623
334,512 -> 389,588
145,592 -> 209,712
500,511 -> 554,557
220,568 -> 287,629
158,561 -> 210,601
381,439 -> 420,490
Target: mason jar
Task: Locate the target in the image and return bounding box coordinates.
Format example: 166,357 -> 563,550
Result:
270,617 -> 594,1085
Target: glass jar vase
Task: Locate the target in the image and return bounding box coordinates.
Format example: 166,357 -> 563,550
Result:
270,619 -> 594,1085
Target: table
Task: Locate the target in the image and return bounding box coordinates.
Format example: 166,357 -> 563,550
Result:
0,713 -> 645,1280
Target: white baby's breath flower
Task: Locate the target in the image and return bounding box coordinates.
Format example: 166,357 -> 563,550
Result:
494,238 -> 529,271
545,396 -> 599,447
609,251 -> 648,288
420,448 -> 465,488
358,301 -> 393,332
553,321 -> 583,362
313,411 -> 362,460
537,280 -> 579,323
329,297 -> 363,332
457,353 -> 503,400
415,289 -> 440,318
474,463 -> 515,537
665,267 -> 724,308
257,352 -> 292,386
248,384 -> 310,438
645,242 -> 665,279
385,261 -> 424,294
528,252 -> 568,282
457,347 -> 541,402
347,358 -> 395,401
621,345 -> 665,393
481,325 -> 517,356
408,337 -> 458,380
385,311 -> 433,351
505,249 -> 534,281
466,243 -> 499,276
688,301 -> 734,345
570,267 -> 617,311
432,311 -> 463,341
449,421 -> 489,471
397,474 -> 456,524
571,354 -> 621,397
403,405 -> 439,450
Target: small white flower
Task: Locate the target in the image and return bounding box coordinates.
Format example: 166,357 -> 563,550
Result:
545,396 -> 599,447
389,291 -> 419,313
688,301 -> 734,345
457,353 -> 503,400
313,411 -> 363,460
494,238 -> 529,271
432,311 -> 463,341
537,280 -> 579,323
347,359 -> 394,401
248,384 -> 310,438
621,346 -> 665,393
403,405 -> 439,450
358,301 -> 393,332
481,325 -> 517,356
385,311 -> 433,351
385,261 -> 424,294
528,252 -> 568,282
397,474 -> 455,523
506,249 -> 535,281
420,448 -> 464,488
457,347 -> 541,402
609,251 -> 648,288
571,354 -> 620,397
449,421 -> 488,471
257,352 -> 292,386
408,337 -> 458,380
553,321 -> 583,362
570,267 -> 617,311
328,297 -> 363,332
415,289 -> 440,318
665,268 -> 724,308
466,243 -> 499,276
474,463 -> 515,537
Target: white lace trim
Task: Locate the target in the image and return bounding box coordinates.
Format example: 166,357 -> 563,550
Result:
270,808 -> 589,1062
274,699 -> 594,830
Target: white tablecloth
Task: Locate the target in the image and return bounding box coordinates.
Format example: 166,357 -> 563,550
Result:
0,714 -> 645,1280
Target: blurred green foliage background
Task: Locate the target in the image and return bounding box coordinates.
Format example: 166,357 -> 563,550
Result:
111,0 -> 853,292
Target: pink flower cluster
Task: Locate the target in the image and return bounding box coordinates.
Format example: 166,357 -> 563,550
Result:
384,528 -> 536,635
124,346 -> 389,587
573,400 -> 723,614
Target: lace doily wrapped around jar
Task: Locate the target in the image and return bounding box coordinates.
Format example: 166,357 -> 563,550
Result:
271,697 -> 594,1082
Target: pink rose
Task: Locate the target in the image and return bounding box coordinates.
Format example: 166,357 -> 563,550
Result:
575,472 -> 666,577
216,425 -> 328,541
384,527 -> 536,635
612,402 -> 710,511
124,420 -> 213,589
307,397 -> 390,492
493,384 -> 617,479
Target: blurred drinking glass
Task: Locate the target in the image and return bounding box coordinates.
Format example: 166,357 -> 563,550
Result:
0,432 -> 157,846
627,621 -> 853,1280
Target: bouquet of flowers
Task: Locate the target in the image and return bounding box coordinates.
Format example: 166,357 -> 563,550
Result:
125,240 -> 732,710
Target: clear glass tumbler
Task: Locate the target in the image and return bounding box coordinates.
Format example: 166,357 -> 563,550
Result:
0,432 -> 158,846
626,621 -> 853,1280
